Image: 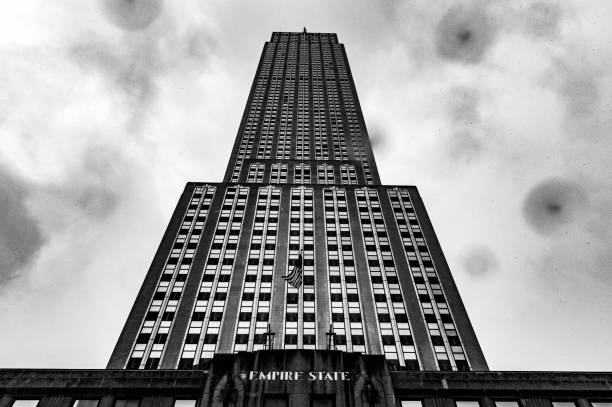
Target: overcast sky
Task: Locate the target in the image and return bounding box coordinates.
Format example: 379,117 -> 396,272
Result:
1,0 -> 611,371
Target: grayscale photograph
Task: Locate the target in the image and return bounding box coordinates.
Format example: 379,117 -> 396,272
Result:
0,1 -> 611,406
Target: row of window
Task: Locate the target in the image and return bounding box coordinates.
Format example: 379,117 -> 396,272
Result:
272,32 -> 339,44
10,400 -> 197,407
177,187 -> 249,367
402,401 -> 612,407
127,185 -> 214,369
389,188 -> 468,371
243,162 -> 363,184
324,189 -> 365,353
12,398 -> 612,407
233,187 -> 280,352
230,37 -> 377,179
356,189 -> 418,369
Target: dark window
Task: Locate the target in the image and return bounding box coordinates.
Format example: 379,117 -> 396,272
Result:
126,358 -> 141,369
330,293 -> 342,302
177,358 -> 194,369
239,312 -> 251,321
381,335 -> 395,345
235,334 -> 249,344
256,312 -> 269,321
285,334 -> 298,345
145,311 -> 158,320
405,359 -> 420,370
254,334 -> 266,344
303,335 -> 316,345
332,313 -> 344,322
351,335 -> 365,345
192,312 -> 205,321
441,313 -> 453,323
374,294 -> 386,302
185,334 -> 199,344
304,313 -> 315,322
259,292 -> 271,301
154,333 -> 168,344
438,360 -> 452,371
286,313 -> 298,322
431,336 -> 444,346
214,292 -> 227,300
136,333 -> 150,343
395,313 -> 409,323
242,292 -> 254,301
425,313 -> 437,323
378,313 -> 391,322
400,335 -> 414,345
144,358 -> 159,369
209,312 -> 223,321
203,334 -> 218,344
448,336 -> 462,346
349,313 -> 362,322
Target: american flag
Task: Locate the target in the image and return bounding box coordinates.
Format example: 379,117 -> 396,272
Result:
282,251 -> 303,289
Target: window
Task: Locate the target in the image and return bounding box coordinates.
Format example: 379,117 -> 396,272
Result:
115,401 -> 140,407
591,404 -> 612,407
12,401 -> 39,407
456,402 -> 479,407
74,401 -> 99,407
495,402 -> 520,407
401,401 -> 422,407
174,401 -> 197,407
552,403 -> 575,407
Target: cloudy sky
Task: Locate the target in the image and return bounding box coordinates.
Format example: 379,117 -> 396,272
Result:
1,0 -> 611,371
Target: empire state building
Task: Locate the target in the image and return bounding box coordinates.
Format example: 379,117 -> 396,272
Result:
108,30 -> 488,372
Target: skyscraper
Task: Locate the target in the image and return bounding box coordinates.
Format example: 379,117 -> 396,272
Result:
108,31 -> 487,372
1,30 -> 611,407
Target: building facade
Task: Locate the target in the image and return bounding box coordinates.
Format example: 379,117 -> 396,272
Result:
108,31 -> 486,373
1,31 -> 611,407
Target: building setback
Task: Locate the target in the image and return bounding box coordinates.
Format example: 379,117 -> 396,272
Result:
1,31 -> 611,407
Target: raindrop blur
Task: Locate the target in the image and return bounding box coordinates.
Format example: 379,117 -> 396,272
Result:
523,178 -> 586,235
101,0 -> 164,31
77,187 -> 119,220
435,5 -> 496,64
463,246 -> 497,276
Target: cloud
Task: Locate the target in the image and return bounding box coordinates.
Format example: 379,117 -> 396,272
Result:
435,4 -> 497,64
444,86 -> 489,163
0,168 -> 45,286
100,0 -> 164,31
523,2 -> 563,38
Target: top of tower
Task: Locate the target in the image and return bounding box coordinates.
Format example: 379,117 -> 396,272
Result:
270,31 -> 339,44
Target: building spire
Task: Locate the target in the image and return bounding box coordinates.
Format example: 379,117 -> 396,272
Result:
303,27 -> 307,33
